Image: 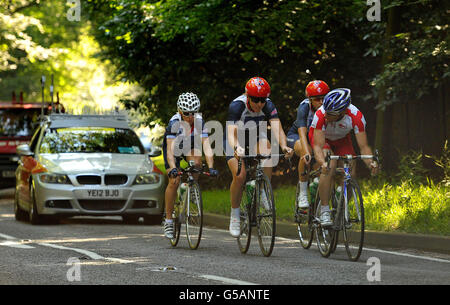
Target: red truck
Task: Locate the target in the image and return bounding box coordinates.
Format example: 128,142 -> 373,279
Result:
0,92 -> 63,188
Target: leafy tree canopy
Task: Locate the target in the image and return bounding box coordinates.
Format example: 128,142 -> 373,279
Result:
85,0 -> 375,127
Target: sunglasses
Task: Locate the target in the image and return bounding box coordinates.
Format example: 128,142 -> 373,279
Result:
249,96 -> 267,104
181,111 -> 197,117
325,111 -> 342,117
309,96 -> 324,102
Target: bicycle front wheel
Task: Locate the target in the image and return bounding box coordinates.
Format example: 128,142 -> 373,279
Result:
343,179 -> 364,261
256,174 -> 276,257
170,204 -> 181,247
186,181 -> 203,250
237,187 -> 252,254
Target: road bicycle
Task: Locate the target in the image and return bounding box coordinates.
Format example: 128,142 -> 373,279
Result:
236,153 -> 286,257
169,161 -> 213,250
295,156 -> 322,250
321,153 -> 378,261
296,152 -> 378,261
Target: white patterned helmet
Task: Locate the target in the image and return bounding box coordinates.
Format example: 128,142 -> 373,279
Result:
177,92 -> 200,112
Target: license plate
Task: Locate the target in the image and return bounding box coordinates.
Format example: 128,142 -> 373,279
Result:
83,189 -> 123,199
1,171 -> 15,178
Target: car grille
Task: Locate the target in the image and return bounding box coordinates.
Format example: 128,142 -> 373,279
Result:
77,175 -> 101,185
78,200 -> 126,211
105,174 -> 128,185
0,155 -> 14,165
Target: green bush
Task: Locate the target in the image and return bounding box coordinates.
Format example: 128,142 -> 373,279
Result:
203,178 -> 450,236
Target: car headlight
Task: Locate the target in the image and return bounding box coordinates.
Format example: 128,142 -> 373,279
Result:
39,173 -> 71,184
133,173 -> 160,185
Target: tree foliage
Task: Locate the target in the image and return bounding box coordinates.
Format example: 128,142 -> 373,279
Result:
365,0 -> 449,109
85,0 -> 376,127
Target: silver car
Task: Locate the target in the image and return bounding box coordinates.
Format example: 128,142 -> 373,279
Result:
14,114 -> 166,224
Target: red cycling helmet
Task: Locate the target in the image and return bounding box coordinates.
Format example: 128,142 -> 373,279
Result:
305,80 -> 330,97
245,77 -> 271,98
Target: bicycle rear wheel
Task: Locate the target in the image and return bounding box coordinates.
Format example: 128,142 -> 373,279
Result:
343,179 -> 364,261
295,182 -> 314,249
256,174 -> 276,257
186,181 -> 203,250
237,187 -> 252,254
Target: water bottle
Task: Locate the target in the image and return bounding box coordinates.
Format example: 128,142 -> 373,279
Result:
245,180 -> 256,205
178,182 -> 188,203
309,177 -> 319,201
335,186 -> 342,202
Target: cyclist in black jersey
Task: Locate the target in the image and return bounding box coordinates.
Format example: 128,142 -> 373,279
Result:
286,80 -> 330,210
225,77 -> 293,237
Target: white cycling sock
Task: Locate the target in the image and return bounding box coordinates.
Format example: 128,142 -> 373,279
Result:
165,218 -> 174,224
299,181 -> 308,194
321,205 -> 330,213
231,207 -> 240,219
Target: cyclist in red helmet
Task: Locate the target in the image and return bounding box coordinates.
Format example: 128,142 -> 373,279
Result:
224,76 -> 293,238
286,80 -> 330,209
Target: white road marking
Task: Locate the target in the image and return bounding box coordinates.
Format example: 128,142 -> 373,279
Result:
136,265 -> 259,285
0,233 -> 132,263
363,246 -> 450,264
0,233 -> 35,249
0,233 -> 19,240
198,274 -> 257,285
275,236 -> 450,264
0,241 -> 35,249
38,242 -> 133,264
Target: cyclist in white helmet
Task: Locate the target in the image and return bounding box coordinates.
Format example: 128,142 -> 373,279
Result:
162,92 -> 218,239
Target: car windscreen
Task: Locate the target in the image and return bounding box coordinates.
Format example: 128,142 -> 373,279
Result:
39,127 -> 145,154
0,109 -> 40,137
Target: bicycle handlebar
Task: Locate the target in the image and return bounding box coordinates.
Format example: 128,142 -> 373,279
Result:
325,149 -> 379,164
176,164 -> 214,177
236,153 -> 289,177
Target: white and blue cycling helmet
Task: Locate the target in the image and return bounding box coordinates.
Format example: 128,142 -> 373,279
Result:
323,88 -> 351,114
177,92 -> 200,112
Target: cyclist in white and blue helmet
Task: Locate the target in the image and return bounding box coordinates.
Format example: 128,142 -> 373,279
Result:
322,88 -> 351,115
162,92 -> 218,239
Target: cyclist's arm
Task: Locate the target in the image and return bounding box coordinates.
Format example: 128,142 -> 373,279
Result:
269,118 -> 289,152
312,128 -> 326,167
202,136 -> 214,169
297,127 -> 311,156
227,123 -> 239,151
355,131 -> 378,172
166,137 -> 178,170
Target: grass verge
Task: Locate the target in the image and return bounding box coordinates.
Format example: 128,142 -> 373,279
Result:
202,179 -> 450,236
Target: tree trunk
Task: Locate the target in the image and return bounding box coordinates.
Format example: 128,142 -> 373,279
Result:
374,6 -> 401,161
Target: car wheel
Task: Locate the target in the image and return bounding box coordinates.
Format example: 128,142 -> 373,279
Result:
122,215 -> 140,224
14,189 -> 28,221
143,215 -> 163,225
29,183 -> 43,225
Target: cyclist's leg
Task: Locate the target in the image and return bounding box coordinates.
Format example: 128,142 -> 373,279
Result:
163,144 -> 182,221
227,156 -> 246,237
294,138 -> 313,208
317,147 -> 336,226
256,138 -> 273,179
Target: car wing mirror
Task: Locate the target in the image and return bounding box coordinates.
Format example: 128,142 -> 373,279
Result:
148,147 -> 162,158
16,144 -> 34,157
